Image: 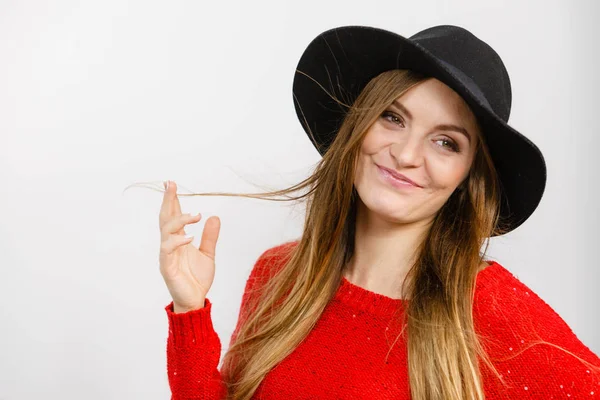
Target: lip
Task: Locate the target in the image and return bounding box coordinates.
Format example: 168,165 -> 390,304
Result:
376,165 -> 422,189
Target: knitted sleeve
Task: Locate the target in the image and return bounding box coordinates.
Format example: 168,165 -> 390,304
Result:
164,240 -> 298,400
474,265 -> 600,399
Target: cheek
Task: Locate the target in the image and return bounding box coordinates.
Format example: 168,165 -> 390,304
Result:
426,158 -> 470,190
361,125 -> 386,152
355,135 -> 379,181
354,153 -> 370,187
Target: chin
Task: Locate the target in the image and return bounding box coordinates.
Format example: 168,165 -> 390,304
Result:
361,189 -> 414,216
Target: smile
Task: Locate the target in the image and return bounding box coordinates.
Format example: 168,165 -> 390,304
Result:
376,165 -> 421,190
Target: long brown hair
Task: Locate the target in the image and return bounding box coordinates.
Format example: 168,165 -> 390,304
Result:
128,69 -> 598,399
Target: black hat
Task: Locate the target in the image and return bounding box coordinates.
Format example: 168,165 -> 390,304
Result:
292,25 -> 546,236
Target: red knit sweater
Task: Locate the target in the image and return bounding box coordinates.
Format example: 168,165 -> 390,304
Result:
165,241 -> 600,399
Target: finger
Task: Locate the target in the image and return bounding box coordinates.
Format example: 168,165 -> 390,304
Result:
199,216 -> 221,260
161,213 -> 201,241
160,233 -> 194,256
169,181 -> 183,216
159,181 -> 173,226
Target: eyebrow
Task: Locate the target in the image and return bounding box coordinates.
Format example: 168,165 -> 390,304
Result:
391,99 -> 472,143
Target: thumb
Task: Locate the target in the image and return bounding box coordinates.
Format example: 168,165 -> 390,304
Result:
199,216 -> 221,259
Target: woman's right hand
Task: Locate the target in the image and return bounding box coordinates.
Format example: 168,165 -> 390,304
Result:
159,180 -> 221,313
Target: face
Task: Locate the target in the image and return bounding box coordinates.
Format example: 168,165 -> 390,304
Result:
353,77 -> 480,226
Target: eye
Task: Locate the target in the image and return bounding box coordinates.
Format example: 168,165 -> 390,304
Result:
381,110 -> 405,127
435,137 -> 460,153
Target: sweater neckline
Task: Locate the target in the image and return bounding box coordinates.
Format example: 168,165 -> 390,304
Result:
333,260 -> 501,318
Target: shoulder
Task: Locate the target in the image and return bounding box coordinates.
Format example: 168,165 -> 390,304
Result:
245,239 -> 300,290
255,239 -> 299,266
233,239 -> 299,323
253,239 -> 299,274
473,261 -> 600,394
473,260 -> 576,342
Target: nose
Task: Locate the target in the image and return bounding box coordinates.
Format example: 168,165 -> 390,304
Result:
389,132 -> 425,168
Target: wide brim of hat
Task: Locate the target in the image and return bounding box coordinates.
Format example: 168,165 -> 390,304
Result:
292,25 -> 547,236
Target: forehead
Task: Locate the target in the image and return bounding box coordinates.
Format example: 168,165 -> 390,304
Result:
398,78 -> 477,121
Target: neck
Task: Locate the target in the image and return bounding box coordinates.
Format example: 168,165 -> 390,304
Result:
343,198 -> 433,300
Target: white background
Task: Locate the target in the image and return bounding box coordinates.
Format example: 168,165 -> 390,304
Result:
1,0 -> 598,399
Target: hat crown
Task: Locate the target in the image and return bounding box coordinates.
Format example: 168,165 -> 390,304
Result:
409,25 -> 512,121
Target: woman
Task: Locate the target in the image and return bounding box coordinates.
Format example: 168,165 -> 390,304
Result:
158,25 -> 600,399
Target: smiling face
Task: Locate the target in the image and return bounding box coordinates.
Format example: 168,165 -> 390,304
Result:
353,77 -> 481,225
